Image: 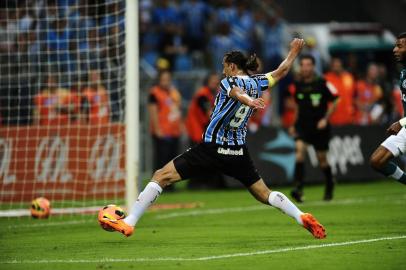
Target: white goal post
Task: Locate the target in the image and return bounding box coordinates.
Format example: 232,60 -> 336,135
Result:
125,0 -> 139,211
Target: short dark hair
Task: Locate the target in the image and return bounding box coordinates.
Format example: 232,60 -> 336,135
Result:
299,54 -> 316,65
397,32 -> 406,40
224,51 -> 259,73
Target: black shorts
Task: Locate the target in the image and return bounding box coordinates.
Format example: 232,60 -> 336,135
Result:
173,143 -> 261,187
295,125 -> 331,151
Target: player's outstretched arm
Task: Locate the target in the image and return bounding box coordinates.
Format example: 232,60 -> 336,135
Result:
267,38 -> 305,83
229,87 -> 265,109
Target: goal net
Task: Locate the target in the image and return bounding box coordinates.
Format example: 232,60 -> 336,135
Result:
0,0 -> 137,217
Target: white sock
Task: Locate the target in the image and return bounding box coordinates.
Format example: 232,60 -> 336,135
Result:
123,181 -> 163,226
268,191 -> 304,225
389,166 -> 404,180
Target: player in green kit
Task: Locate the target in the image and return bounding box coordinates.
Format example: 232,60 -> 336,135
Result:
370,32 -> 406,184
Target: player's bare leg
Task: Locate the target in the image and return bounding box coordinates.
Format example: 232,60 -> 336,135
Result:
370,146 -> 406,185
316,150 -> 335,201
291,139 -> 306,202
248,179 -> 326,239
100,160 -> 182,236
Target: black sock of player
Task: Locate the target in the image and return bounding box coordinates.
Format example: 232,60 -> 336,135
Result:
294,161 -> 304,191
322,166 -> 333,187
322,166 -> 334,200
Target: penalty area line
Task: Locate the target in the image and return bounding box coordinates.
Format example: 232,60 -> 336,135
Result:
5,196 -> 406,228
6,219 -> 93,229
3,235 -> 406,264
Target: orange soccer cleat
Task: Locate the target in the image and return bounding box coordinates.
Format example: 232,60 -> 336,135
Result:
99,217 -> 134,237
301,213 -> 326,239
98,205 -> 134,237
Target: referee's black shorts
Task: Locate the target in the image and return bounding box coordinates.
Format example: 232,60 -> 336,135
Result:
295,124 -> 331,151
173,142 -> 261,188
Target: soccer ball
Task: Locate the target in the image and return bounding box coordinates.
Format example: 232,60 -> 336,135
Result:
30,197 -> 51,219
98,204 -> 126,232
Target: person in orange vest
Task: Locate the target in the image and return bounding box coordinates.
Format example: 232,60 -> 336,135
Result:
354,63 -> 383,125
80,69 -> 110,125
185,73 -> 220,144
325,57 -> 356,125
34,74 -> 80,125
185,72 -> 226,189
148,70 -> 182,176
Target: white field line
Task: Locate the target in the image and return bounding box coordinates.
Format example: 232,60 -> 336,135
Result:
3,196 -> 406,229
3,235 -> 406,264
0,206 -> 101,217
6,220 -> 93,229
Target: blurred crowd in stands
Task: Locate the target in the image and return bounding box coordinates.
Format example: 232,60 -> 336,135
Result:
140,0 -> 289,73
0,0 -> 125,124
0,0 -> 403,131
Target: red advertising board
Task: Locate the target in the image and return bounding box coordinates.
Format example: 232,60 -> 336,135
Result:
0,124 -> 126,202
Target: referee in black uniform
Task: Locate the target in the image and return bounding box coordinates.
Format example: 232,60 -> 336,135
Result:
289,55 -> 339,202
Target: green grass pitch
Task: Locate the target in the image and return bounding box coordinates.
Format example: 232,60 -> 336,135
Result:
1,180 -> 406,270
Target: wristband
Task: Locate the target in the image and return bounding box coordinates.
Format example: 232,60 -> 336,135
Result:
399,117 -> 406,127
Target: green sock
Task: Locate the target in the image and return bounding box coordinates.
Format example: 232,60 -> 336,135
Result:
380,161 -> 397,176
381,161 -> 406,185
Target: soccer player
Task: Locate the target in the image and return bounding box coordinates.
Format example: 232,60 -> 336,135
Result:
100,38 -> 326,239
289,55 -> 339,203
370,32 -> 406,185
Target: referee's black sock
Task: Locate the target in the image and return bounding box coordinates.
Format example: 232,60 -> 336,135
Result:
293,161 -> 304,191
322,166 -> 335,200
322,166 -> 333,186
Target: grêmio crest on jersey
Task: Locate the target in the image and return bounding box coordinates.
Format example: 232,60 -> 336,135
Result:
203,74 -> 269,146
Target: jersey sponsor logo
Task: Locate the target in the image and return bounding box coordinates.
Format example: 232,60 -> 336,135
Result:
217,147 -> 244,156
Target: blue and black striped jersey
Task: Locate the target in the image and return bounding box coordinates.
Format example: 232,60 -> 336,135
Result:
203,74 -> 271,145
